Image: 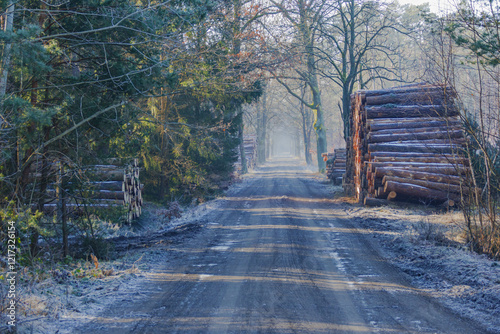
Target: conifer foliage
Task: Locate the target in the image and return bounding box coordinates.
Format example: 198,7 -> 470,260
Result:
0,0 -> 262,256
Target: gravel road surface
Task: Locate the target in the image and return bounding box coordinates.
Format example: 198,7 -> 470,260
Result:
77,158 -> 491,333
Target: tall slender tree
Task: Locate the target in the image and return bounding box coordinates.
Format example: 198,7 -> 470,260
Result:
271,0 -> 329,171
316,0 -> 406,140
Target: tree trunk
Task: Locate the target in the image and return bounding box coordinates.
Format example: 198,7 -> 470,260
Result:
238,117 -> 247,174
266,132 -> 271,160
56,162 -> 69,257
294,131 -> 300,157
0,1 -> 14,98
256,90 -> 267,164
300,96 -> 313,165
232,0 -> 247,173
342,85 -> 351,141
297,0 -> 327,171
302,113 -> 311,164
312,89 -> 327,171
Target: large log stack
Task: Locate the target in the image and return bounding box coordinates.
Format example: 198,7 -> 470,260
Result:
31,158 -> 143,222
344,83 -> 469,206
323,148 -> 346,185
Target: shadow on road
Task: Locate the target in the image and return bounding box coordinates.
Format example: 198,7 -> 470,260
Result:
75,157 -> 492,334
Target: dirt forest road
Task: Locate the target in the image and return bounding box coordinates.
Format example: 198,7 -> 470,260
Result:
77,158 -> 491,334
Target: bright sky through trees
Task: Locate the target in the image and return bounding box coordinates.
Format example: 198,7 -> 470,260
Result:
397,0 -> 452,14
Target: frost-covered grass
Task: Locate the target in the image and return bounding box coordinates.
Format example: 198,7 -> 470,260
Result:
341,203 -> 500,333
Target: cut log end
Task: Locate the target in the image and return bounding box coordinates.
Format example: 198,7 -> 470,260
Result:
441,199 -> 455,208
387,191 -> 397,200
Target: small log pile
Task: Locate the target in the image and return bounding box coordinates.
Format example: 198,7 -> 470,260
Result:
121,159 -> 143,221
323,148 -> 346,185
235,135 -> 257,173
344,83 -> 469,207
31,158 -> 143,222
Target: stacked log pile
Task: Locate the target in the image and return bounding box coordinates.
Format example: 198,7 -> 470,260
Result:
32,159 -> 143,222
344,83 -> 469,207
121,159 -> 143,221
323,149 -> 346,185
